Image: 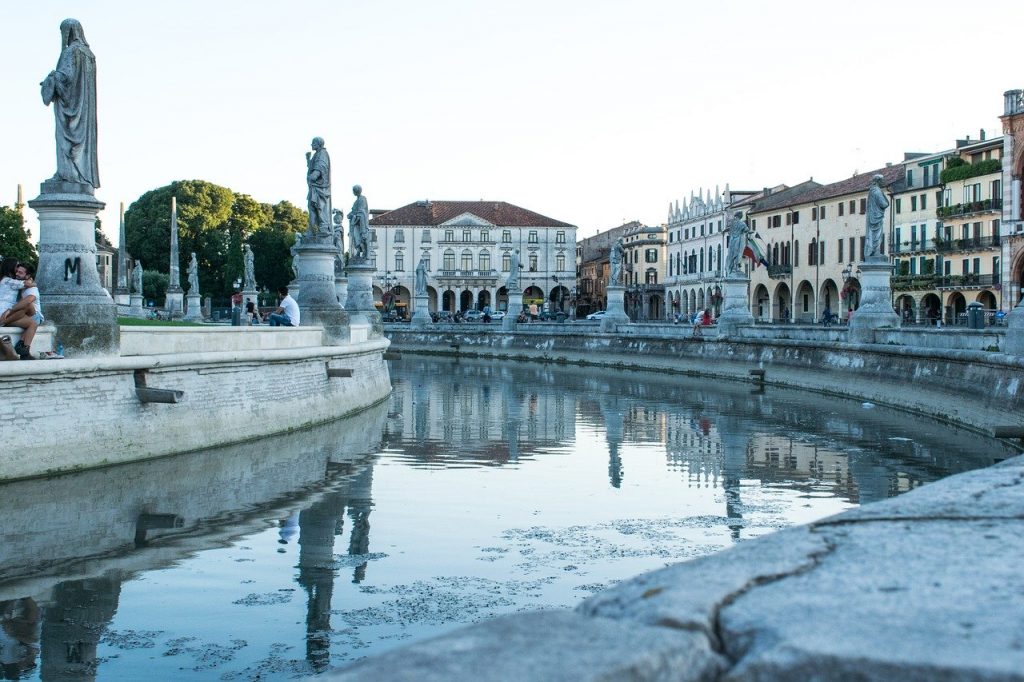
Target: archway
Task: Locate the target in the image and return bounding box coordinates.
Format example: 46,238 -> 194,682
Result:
819,279 -> 840,316
496,286 -> 509,312
895,294 -> 916,324
840,277 -> 861,314
549,285 -> 570,311
795,280 -> 815,323
460,289 -> 474,311
773,282 -> 791,322
477,289 -> 492,312
425,286 -> 439,313
648,294 -> 663,320
442,289 -> 456,312
921,293 -> 941,325
753,283 -> 770,321
391,285 -> 411,318
697,288 -> 706,311
689,289 -> 697,315
523,285 -> 544,313
372,285 -> 384,305
976,290 -> 997,309
945,291 -> 967,325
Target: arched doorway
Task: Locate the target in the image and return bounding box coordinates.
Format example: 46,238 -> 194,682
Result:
549,285 -> 570,311
796,280 -> 814,323
442,289 -> 456,312
945,291 -> 967,325
523,285 -> 543,313
819,279 -> 839,316
459,289 -> 474,311
648,294 -> 663,320
895,294 -> 916,324
689,289 -> 697,315
921,293 -> 940,325
840,277 -> 861,314
977,290 -> 997,310
392,285 -> 411,318
753,284 -> 770,321
773,282 -> 791,322
497,286 -> 509,312
697,288 -> 706,311
372,285 -> 384,305
477,289 -> 492,312
425,286 -> 438,313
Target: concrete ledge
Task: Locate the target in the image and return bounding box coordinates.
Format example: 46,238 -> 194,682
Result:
327,454 -> 1024,681
119,325 -> 326,355
0,324 -> 56,354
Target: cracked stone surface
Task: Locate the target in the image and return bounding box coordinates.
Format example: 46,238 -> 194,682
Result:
324,454 -> 1024,681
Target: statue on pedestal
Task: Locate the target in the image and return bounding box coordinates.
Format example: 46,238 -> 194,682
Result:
725,211 -> 749,276
348,185 -> 370,262
507,248 -> 521,290
865,174 -> 889,259
305,137 -> 331,237
609,239 -> 623,286
40,19 -> 99,189
131,260 -> 143,294
290,232 -> 302,280
243,244 -> 256,290
187,252 -> 200,293
415,257 -> 428,296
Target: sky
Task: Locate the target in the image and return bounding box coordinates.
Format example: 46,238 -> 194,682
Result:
3,0 -> 1023,246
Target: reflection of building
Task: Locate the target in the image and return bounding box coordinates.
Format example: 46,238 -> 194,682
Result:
368,201 -> 576,315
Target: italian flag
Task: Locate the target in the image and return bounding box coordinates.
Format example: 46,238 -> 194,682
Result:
744,233 -> 769,268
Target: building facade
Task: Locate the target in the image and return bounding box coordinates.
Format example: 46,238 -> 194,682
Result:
368,200 -> 576,316
622,221 -> 667,320
1001,89 -> 1024,308
574,221 -> 635,316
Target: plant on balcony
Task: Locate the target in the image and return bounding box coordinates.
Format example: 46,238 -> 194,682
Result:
948,275 -> 964,286
940,158 -> 1002,183
897,261 -> 910,276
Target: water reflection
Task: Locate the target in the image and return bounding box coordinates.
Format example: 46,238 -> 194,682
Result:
0,358 -> 1018,679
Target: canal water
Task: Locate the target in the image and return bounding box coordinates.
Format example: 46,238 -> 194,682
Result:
1,357 -> 1017,680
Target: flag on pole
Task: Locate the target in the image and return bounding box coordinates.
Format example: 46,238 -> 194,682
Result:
744,232 -> 769,268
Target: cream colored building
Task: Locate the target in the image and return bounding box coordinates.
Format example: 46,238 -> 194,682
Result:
621,221 -> 667,320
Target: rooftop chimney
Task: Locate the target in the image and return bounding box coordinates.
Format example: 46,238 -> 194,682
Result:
980,129 -> 986,141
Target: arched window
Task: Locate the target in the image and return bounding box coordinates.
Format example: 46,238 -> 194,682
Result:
443,249 -> 455,271
716,245 -> 722,271
700,247 -> 705,272
479,250 -> 491,271
502,253 -> 511,271
461,250 -> 473,270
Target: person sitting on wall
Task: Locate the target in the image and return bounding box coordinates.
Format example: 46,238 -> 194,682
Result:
268,286 -> 300,327
245,299 -> 262,325
0,258 -> 39,360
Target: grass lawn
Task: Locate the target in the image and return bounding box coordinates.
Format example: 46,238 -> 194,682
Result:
118,317 -> 206,327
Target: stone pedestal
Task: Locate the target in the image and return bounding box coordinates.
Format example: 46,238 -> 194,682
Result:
28,184 -> 119,355
1003,298 -> 1024,356
165,287 -> 184,318
335,275 -> 348,308
128,293 -> 145,318
287,281 -> 300,299
410,293 -> 432,328
715,274 -> 754,337
241,289 -> 259,313
114,288 -> 130,306
296,241 -> 352,344
184,293 -> 203,321
503,292 -> 524,331
849,259 -> 900,343
600,286 -> 630,332
343,262 -> 381,338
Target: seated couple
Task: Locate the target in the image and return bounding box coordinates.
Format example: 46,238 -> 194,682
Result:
268,286 -> 300,327
0,257 -> 42,360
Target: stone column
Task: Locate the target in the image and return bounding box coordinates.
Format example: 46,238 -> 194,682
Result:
600,285 -> 630,332
1003,296 -> 1024,355
503,291 -> 523,330
335,274 -> 348,308
296,240 -> 352,343
716,274 -> 754,337
410,293 -> 432,328
164,196 -> 184,318
848,259 -> 900,343
28,181 -> 119,355
113,201 -> 129,305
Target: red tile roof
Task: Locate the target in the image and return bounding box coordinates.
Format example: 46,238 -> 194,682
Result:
749,165 -> 906,214
370,201 -> 575,228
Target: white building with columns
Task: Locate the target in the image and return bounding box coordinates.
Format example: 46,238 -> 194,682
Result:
368,200 -> 577,316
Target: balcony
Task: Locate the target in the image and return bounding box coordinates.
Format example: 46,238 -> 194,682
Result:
936,198 -> 1002,219
936,273 -> 1000,289
435,269 -> 499,281
891,275 -> 937,291
934,235 -> 1001,253
767,264 -> 792,279
892,239 -> 937,255
438,238 -> 498,246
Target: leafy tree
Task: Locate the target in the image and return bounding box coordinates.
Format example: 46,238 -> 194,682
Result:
0,205 -> 37,266
142,270 -> 169,303
95,216 -> 112,247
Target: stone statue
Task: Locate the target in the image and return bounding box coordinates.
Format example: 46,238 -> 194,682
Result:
348,185 -> 370,261
131,260 -> 143,294
41,19 -> 99,189
306,137 -> 331,236
290,232 -> 302,280
507,248 -> 521,289
415,257 -> 428,296
187,252 -> 199,293
865,174 -> 889,259
726,211 -> 749,276
243,244 -> 256,290
609,239 -> 623,286
332,209 -> 345,274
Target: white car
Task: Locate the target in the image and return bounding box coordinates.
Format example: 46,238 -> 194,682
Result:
586,310 -> 607,320
491,310 -> 506,321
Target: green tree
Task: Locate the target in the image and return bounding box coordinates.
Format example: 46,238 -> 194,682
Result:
248,200 -> 308,294
0,205 -> 37,266
142,270 -> 169,303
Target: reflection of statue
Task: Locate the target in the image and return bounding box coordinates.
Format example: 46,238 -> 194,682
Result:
290,233 -> 302,280
415,257 -> 428,296
41,19 -> 99,189
131,260 -> 143,294
243,244 -> 256,289
865,174 -> 889,259
726,211 -> 749,276
305,137 -> 331,236
187,252 -> 199,293
507,248 -> 521,289
609,239 -> 623,285
348,185 -> 370,261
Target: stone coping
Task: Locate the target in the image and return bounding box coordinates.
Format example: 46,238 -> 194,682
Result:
327,454 -> 1024,680
120,324 -> 327,356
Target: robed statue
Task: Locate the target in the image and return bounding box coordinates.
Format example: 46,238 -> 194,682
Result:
306,137 -> 331,236
187,252 -> 200,293
348,185 -> 370,262
507,248 -> 521,289
415,257 -> 428,296
290,233 -> 302,280
725,211 -> 749,276
243,244 -> 256,290
131,260 -> 143,294
864,174 -> 889,260
41,18 -> 99,189
609,239 -> 623,286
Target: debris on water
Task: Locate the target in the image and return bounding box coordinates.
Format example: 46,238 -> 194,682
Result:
232,592 -> 293,606
862,402 -> 875,408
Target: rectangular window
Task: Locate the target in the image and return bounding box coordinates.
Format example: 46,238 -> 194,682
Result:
819,241 -> 825,263
973,257 -> 981,274
395,229 -> 405,243
838,239 -> 844,263
910,259 -> 917,275
992,179 -> 1002,202
994,256 -> 1001,280
819,206 -> 826,219
556,254 -> 565,271
502,230 -> 511,243
943,259 -> 951,275
502,253 -> 511,271
481,230 -> 489,242
993,219 -> 1001,236
395,253 -> 404,271
849,237 -> 855,261
792,211 -> 800,225
859,237 -> 865,260
906,169 -> 914,187
921,224 -> 928,244
443,251 -> 455,270
645,248 -> 658,263
895,198 -> 902,214
701,224 -> 706,236
962,260 -> 969,275
838,202 -> 845,217
461,252 -> 473,270
850,200 -> 856,215
812,207 -> 818,221
973,222 -> 982,239
445,230 -> 454,242
895,226 -> 901,250
785,213 -> 791,226
422,254 -> 431,270
911,196 -> 917,212
556,231 -> 565,244
528,230 -> 538,244
920,194 -> 927,210
684,228 -> 689,239
463,230 -> 472,242
421,229 -> 431,243
476,251 -> 489,270
859,198 -> 866,214
751,219 -> 757,229
528,254 -> 538,270
943,188 -> 951,207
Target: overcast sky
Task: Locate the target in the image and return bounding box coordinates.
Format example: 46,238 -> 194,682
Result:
3,0 -> 1022,245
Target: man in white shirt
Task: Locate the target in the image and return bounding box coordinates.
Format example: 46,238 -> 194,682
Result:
268,286 -> 300,327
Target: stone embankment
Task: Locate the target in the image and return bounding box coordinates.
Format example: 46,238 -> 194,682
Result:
329,453 -> 1024,681
323,324 -> 1024,681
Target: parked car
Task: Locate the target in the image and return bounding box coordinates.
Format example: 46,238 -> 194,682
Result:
491,310 -> 506,321
539,310 -> 568,322
463,309 -> 483,322
586,310 -> 607,320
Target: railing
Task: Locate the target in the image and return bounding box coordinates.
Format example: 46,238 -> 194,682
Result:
935,273 -> 1000,288
438,239 -> 498,245
891,275 -> 937,291
767,264 -> 792,279
892,239 -> 938,254
936,198 -> 1002,219
934,235 -> 1001,253
435,269 -> 499,279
